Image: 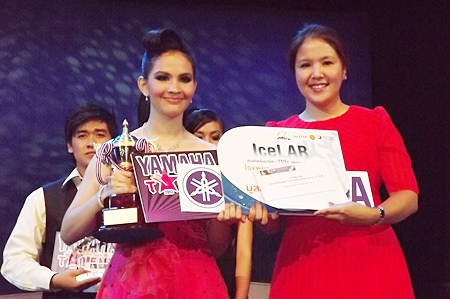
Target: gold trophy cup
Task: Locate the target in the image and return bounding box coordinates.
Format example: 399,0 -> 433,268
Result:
92,120 -> 163,243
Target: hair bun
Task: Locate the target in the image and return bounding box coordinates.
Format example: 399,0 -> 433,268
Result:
139,28 -> 195,79
142,28 -> 184,52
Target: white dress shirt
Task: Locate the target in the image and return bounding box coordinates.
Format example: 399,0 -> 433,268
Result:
1,169 -> 81,291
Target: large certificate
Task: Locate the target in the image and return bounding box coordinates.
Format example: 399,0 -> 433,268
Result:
152,129 -> 374,215
217,126 -> 350,213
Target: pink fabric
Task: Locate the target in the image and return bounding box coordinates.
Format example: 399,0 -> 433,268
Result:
267,106 -> 418,299
96,220 -> 229,299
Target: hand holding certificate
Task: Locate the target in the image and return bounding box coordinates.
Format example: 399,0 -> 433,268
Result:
177,126 -> 374,216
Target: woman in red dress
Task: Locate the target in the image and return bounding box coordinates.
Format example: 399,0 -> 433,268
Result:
252,23 -> 418,298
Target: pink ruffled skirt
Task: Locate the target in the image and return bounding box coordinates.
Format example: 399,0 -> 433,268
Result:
96,238 -> 229,299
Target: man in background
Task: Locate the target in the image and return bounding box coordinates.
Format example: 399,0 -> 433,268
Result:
2,103 -> 118,298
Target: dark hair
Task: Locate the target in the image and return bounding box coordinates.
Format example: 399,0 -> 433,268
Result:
64,103 -> 119,145
183,107 -> 224,134
137,28 -> 197,126
141,28 -> 196,80
137,95 -> 150,127
288,23 -> 349,76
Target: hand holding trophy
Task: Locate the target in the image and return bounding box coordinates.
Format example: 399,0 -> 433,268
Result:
92,120 -> 163,243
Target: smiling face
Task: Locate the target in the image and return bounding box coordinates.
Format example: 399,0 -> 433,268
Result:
295,37 -> 346,109
193,121 -> 223,145
139,51 -> 197,119
67,120 -> 112,176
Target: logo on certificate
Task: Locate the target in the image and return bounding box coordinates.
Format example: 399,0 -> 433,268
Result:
181,167 -> 223,208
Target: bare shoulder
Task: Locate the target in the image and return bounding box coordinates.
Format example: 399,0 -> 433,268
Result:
182,132 -> 217,151
130,127 -> 145,138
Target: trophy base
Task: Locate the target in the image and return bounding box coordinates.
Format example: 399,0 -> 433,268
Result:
92,224 -> 164,243
94,193 -> 163,243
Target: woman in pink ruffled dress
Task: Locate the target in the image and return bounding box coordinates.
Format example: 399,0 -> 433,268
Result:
60,29 -> 231,299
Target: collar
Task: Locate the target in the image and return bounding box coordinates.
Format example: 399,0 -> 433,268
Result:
62,168 -> 82,189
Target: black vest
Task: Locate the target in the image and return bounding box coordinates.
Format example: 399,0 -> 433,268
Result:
40,177 -> 95,299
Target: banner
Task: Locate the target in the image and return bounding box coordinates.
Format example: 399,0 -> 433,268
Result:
51,232 -> 115,292
132,150 -> 222,222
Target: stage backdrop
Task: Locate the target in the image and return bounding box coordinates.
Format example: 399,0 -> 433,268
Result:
0,0 -> 370,293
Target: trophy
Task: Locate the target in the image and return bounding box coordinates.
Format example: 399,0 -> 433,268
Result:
92,120 -> 163,243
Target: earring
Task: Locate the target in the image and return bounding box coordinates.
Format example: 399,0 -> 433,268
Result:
344,74 -> 347,80
145,96 -> 149,102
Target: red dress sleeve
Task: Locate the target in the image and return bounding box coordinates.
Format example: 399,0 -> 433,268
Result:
266,120 -> 279,127
373,106 -> 419,194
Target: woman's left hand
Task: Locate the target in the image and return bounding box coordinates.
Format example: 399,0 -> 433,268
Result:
217,203 -> 247,224
314,201 -> 380,225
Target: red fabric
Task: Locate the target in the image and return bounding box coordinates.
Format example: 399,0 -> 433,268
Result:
96,220 -> 229,299
266,106 -> 418,299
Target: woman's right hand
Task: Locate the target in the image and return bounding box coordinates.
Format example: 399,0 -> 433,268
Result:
217,203 -> 247,224
103,168 -> 137,198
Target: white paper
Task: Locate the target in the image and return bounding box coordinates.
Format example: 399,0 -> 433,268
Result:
218,126 -> 350,213
254,159 -> 348,210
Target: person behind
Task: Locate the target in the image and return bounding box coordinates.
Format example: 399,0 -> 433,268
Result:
183,107 -> 253,299
242,23 -> 418,298
183,107 -> 224,144
1,103 -> 118,298
60,28 -> 231,299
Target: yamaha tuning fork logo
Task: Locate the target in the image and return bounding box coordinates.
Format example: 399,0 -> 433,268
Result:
181,167 -> 223,208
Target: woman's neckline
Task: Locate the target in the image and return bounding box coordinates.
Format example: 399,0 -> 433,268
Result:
298,105 -> 352,122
